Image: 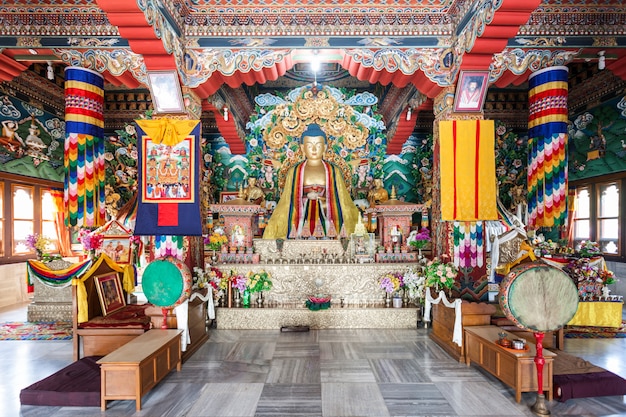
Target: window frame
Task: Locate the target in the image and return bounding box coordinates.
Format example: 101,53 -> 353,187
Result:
0,173 -> 63,264
570,173 -> 625,262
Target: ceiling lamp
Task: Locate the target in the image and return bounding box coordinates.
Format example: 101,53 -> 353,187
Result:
223,107 -> 229,121
46,61 -> 54,80
598,50 -> 606,70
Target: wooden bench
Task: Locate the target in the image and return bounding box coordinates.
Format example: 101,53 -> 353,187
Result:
97,329 -> 183,411
464,325 -> 555,403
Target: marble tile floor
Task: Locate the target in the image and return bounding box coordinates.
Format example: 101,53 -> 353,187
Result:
1,302 -> 625,417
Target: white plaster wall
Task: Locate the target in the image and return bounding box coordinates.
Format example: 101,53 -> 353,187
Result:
0,262 -> 31,309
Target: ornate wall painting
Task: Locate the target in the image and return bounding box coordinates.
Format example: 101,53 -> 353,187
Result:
568,96 -> 626,181
0,94 -> 65,182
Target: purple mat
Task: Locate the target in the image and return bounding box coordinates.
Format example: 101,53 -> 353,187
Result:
20,356 -> 102,407
554,371 -> 626,402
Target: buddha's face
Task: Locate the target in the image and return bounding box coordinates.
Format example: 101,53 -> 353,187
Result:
301,135 -> 326,162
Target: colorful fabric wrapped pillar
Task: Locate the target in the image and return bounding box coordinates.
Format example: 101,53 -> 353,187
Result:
63,67 -> 105,227
527,66 -> 569,229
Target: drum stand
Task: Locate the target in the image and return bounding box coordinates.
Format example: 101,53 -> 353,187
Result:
531,332 -> 550,415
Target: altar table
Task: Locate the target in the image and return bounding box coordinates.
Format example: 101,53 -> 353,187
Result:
567,301 -> 624,328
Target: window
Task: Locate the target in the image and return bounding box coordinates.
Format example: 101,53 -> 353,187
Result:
0,175 -> 62,264
572,178 -> 624,260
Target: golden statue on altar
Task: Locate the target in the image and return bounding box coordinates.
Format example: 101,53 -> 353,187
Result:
263,124 -> 360,239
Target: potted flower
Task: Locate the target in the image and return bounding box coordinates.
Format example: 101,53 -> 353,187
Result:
245,270 -> 273,307
25,233 -> 55,262
205,227 -> 228,253
424,257 -> 458,297
78,228 -> 104,260
408,227 -> 431,258
378,272 -> 404,307
402,267 -> 427,305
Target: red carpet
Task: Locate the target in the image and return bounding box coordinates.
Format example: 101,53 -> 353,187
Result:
564,321 -> 626,339
0,321 -> 72,341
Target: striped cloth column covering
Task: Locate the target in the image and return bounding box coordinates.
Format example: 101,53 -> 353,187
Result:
527,66 -> 569,229
63,67 -> 105,227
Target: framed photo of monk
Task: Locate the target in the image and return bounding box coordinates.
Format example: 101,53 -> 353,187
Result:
94,272 -> 126,316
100,236 -> 132,265
147,70 -> 185,114
220,191 -> 239,203
453,71 -> 489,112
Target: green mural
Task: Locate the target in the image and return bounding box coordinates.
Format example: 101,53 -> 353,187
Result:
0,95 -> 65,182
569,96 -> 626,181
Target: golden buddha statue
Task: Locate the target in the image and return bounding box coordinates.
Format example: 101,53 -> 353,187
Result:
263,123 -> 359,239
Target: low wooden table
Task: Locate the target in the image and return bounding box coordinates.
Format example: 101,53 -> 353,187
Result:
464,325 -> 555,403
97,329 -> 183,411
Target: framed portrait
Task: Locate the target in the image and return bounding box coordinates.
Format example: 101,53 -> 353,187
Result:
220,191 -> 239,203
147,70 -> 185,114
94,272 -> 126,316
453,70 -> 489,112
99,236 -> 132,264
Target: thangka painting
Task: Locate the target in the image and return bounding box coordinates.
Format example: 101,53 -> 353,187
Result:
134,120 -> 203,236
142,136 -> 195,203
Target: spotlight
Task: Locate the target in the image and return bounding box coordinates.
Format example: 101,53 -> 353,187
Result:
310,49 -> 320,73
46,61 -> 54,80
406,108 -> 412,121
223,107 -> 229,121
598,51 -> 606,70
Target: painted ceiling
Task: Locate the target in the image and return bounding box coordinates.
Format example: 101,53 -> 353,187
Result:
1,0 -> 626,153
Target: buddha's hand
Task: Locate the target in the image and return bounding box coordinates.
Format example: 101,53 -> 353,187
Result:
307,190 -> 320,200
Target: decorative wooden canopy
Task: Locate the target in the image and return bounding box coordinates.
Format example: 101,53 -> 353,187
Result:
2,1 -> 626,151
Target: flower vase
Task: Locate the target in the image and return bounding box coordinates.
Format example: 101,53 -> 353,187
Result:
242,289 -> 250,307
88,249 -> 96,261
256,292 -> 264,308
402,289 -> 410,307
392,294 -> 403,308
384,292 -> 391,308
233,289 -> 241,308
210,249 -> 218,264
36,249 -> 43,261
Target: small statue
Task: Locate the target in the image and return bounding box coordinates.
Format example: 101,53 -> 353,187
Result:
367,178 -> 389,207
242,176 -> 265,205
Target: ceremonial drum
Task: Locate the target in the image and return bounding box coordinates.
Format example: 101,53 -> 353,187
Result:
142,256 -> 192,309
499,262 -> 578,332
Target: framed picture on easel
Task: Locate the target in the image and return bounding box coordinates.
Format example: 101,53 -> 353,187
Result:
453,70 -> 489,112
94,272 -> 126,316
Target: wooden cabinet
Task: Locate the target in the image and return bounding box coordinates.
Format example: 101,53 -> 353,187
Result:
145,290 -> 209,362
429,300 -> 496,362
98,329 -> 182,411
464,325 -> 555,403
